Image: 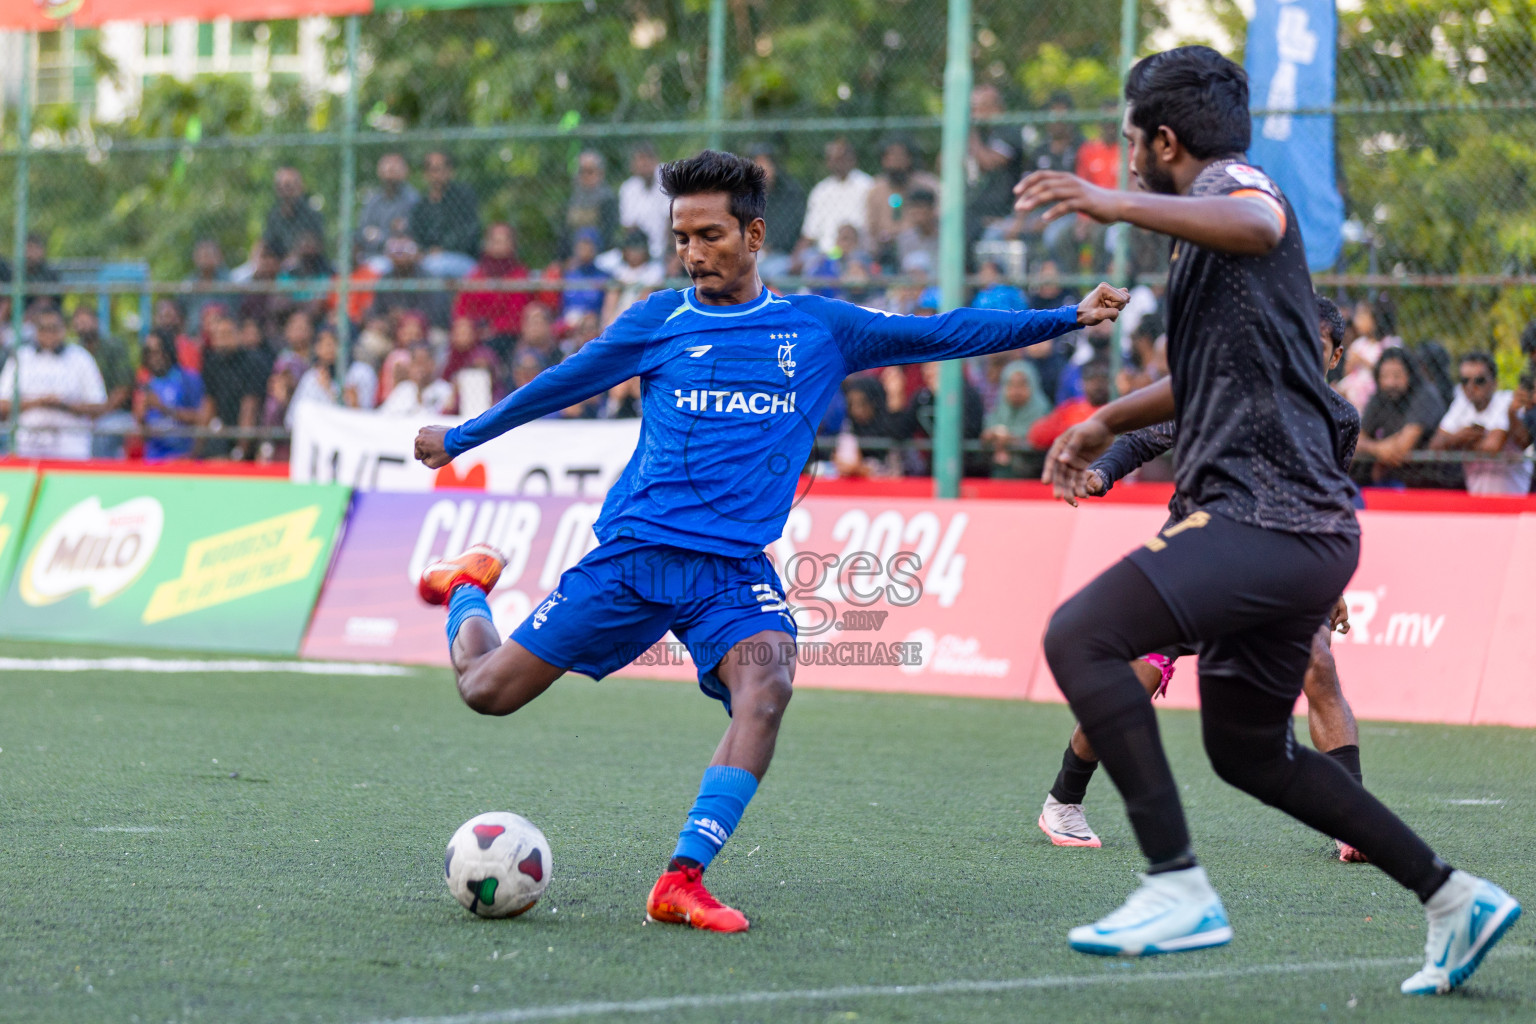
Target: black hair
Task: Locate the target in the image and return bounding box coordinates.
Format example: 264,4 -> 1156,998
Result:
1132,312 -> 1165,341
659,149 -> 768,231
1460,350 -> 1498,379
880,134 -> 919,160
1369,292 -> 1398,337
907,188 -> 937,207
1124,45 -> 1250,159
1314,294 -> 1347,350
1082,359 -> 1111,380
1374,346 -> 1418,391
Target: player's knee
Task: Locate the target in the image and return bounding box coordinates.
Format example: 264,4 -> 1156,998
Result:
737,670 -> 793,727
1202,720 -> 1292,801
1303,642 -> 1340,701
458,664 -> 518,717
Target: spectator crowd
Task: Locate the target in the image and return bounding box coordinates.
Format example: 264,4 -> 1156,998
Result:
2,99 -> 1533,493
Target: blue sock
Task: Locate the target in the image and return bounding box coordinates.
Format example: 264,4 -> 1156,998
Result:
672,765 -> 759,869
445,584 -> 493,648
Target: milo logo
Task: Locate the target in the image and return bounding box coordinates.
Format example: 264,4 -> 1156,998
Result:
19,496 -> 164,607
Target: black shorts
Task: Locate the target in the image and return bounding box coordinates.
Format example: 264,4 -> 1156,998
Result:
1126,510 -> 1358,701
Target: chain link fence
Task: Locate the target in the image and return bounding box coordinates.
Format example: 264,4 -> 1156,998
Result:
1,0 -> 1534,487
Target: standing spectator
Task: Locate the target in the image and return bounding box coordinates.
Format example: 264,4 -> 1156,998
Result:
801,138 -> 874,257
1026,360 -> 1111,452
560,228 -> 610,321
135,332 -> 205,461
454,222 -> 532,357
749,145 -> 807,278
865,136 -> 941,261
184,239 -> 232,334
515,302 -> 560,369
264,167 -> 326,257
965,84 -> 1024,242
1026,93 -> 1081,174
0,306 -> 106,459
564,150 -> 620,257
409,151 -> 482,278
983,360 -> 1051,478
200,309 -> 263,459
1429,351 -> 1533,494
20,234 -> 64,313
618,142 -> 671,260
281,230 -> 335,303
357,152 -> 420,267
603,229 -> 666,325
1338,297 -> 1394,411
369,235 -> 451,328
1355,347 -> 1446,488
237,239 -> 291,339
72,302 -> 135,457
1074,108 -> 1122,190
150,298 -> 203,373
893,188 -> 941,272
380,343 -> 454,415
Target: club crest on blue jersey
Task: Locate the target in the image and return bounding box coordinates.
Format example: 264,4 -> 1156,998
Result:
770,332 -> 798,378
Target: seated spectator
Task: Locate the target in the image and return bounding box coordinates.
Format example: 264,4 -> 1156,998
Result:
237,313 -> 277,387
893,188 -> 940,273
454,222 -> 534,357
561,311 -> 602,360
1074,109 -> 1122,190
802,137 -> 874,257
866,136 -> 941,261
1354,347 -> 1446,489
135,332 -> 206,460
602,376 -> 642,419
286,327 -> 352,428
889,361 -> 985,476
370,235 -> 450,327
1428,351 -> 1533,495
0,305 -> 106,459
561,228 -> 611,320
563,150 -> 619,256
618,142 -> 670,260
966,84 -> 1025,243
749,145 -> 808,279
410,151 -> 482,278
1044,213 -> 1110,277
378,311 -> 430,404
443,316 -> 501,413
971,259 -> 1026,311
151,297 -> 202,372
277,308 -> 316,380
983,360 -> 1051,478
264,167 -> 326,258
237,239 -> 292,339
834,376 -> 901,478
1507,364 -> 1535,470
200,309 -> 263,459
602,229 -> 665,325
381,343 -> 454,415
281,230 -> 335,302
184,239 -> 233,335
1027,360 -> 1111,452
328,252 -> 382,325
357,152 -> 420,267
72,302 -> 135,457
1337,298 -> 1393,410
516,302 -> 560,368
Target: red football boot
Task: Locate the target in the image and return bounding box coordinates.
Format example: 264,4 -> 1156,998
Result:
647,863 -> 750,933
418,544 -> 505,605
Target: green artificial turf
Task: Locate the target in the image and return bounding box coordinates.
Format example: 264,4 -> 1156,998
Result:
1,639 -> 1532,1023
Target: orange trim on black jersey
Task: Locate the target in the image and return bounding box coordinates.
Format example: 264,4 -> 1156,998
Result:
1230,188 -> 1287,236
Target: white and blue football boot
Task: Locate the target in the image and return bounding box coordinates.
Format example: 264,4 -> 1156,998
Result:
1069,865 -> 1232,956
1401,870 -> 1521,995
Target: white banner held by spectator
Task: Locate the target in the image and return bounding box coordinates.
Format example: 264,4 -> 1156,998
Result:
290,403 -> 641,496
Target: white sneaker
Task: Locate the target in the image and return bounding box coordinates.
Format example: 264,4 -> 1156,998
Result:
1069,866 -> 1232,956
1401,870 -> 1521,995
1039,795 -> 1102,848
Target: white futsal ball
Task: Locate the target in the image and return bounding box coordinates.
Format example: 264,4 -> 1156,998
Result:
445,811 -> 551,918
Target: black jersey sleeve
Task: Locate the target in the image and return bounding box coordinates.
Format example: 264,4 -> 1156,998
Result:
1089,421 -> 1178,493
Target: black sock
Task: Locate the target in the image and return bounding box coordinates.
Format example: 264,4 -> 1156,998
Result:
1049,746 -> 1099,805
1147,850 -> 1198,875
669,856 -> 701,873
1325,743 -> 1362,784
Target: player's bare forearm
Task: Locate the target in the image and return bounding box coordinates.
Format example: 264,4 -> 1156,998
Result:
1094,377 -> 1176,434
415,424 -> 454,469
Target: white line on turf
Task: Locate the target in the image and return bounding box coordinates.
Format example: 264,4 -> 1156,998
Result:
88,826 -> 168,833
0,657 -> 413,676
355,949 -> 1533,1024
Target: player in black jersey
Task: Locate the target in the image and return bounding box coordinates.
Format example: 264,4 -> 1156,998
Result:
1038,296 -> 1368,865
1014,46 -> 1518,993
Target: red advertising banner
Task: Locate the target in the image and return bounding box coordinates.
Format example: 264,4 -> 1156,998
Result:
303,492 -> 1536,728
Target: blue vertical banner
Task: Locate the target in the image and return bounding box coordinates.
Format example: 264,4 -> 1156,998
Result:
1246,0 -> 1344,270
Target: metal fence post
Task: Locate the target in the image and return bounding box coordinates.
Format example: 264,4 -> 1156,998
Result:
1109,0 -> 1139,395
934,0 -> 972,499
334,14 -> 361,382
8,32 -> 33,452
706,0 -> 726,151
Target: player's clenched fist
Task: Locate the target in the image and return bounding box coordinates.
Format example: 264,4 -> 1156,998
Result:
1076,282 -> 1130,326
415,424 -> 453,469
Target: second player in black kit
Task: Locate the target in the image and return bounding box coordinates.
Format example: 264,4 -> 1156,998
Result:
1014,44 -> 1518,992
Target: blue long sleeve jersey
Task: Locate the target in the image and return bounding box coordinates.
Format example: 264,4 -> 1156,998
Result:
446,287 -> 1080,557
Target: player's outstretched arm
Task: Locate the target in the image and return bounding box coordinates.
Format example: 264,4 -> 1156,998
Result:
1079,421 -> 1178,503
1013,171 -> 1283,256
1043,377 -> 1175,501
813,284 -> 1127,374
412,296 -> 666,467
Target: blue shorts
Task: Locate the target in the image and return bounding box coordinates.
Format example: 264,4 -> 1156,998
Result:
510,537 -> 797,715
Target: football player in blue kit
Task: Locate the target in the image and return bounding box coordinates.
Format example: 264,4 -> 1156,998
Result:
413,149 -> 1129,931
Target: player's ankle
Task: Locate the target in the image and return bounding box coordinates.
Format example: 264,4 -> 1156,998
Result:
669,856 -> 702,873
1147,850 -> 1198,875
